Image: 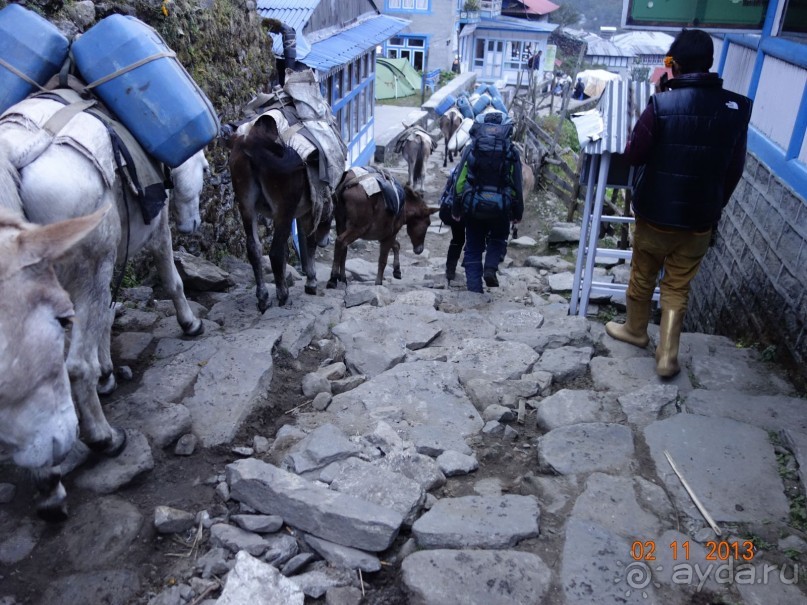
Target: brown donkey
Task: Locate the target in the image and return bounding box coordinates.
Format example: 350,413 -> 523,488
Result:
439,107 -> 463,167
327,168 -> 438,288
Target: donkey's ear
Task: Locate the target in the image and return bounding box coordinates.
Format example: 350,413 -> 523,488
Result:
17,205 -> 110,268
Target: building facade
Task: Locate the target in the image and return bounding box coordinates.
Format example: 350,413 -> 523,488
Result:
258,0 -> 408,167
679,3 -> 807,376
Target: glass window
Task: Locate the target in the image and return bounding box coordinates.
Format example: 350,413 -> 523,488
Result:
408,38 -> 425,47
781,0 -> 807,35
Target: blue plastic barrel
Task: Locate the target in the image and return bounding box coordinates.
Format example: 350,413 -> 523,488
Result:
0,4 -> 69,113
72,15 -> 219,167
472,93 -> 492,115
490,95 -> 507,113
456,95 -> 474,120
435,94 -> 456,116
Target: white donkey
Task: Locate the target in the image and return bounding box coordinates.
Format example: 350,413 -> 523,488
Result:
0,94 -> 207,519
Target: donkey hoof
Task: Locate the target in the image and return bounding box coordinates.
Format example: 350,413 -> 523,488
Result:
393,269 -> 402,280
182,318 -> 205,337
304,284 -> 317,295
326,279 -> 337,289
277,292 -> 289,307
97,372 -> 117,396
37,499 -> 68,523
87,427 -> 127,458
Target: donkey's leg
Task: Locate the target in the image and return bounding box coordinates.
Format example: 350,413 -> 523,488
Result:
328,230 -> 353,288
233,165 -> 270,313
65,233 -> 127,457
392,237 -> 402,279
150,208 -> 203,336
443,141 -> 449,168
376,237 -> 395,285
297,217 -> 318,295
268,215 -> 293,306
96,304 -> 117,395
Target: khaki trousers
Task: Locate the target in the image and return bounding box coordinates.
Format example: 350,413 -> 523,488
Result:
627,219 -> 712,313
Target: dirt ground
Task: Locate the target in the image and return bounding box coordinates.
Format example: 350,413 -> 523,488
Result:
0,138 -> 580,605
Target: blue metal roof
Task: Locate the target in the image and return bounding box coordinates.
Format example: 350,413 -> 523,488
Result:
300,15 -> 410,72
477,15 -> 557,33
256,0 -> 319,57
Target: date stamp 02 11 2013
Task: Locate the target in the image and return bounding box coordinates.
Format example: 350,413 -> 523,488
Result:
630,539 -> 757,562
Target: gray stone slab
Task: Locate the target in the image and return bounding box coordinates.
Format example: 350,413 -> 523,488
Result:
447,338 -> 539,381
232,514 -> 283,534
288,564 -> 356,599
412,495 -> 540,549
535,389 -> 621,431
410,425 -> 472,456
783,429 -> 807,488
549,222 -> 581,243
643,414 -> 790,523
534,346 -> 593,382
590,356 -> 693,394
138,349 -> 205,403
597,328 -> 653,358
304,534 -> 381,572
618,384 -> 680,428
111,331 -> 153,363
461,374 -> 549,412
536,423 -> 635,475
401,549 -> 551,605
571,473 -> 673,539
283,424 -> 360,475
525,255 -> 574,272
325,586 -> 363,605
487,304 -> 545,345
436,451 -> 479,477
548,271 -> 575,292
114,308 -> 159,331
50,496 -> 143,570
517,473 -> 580,515
74,429 -> 154,494
217,551 -> 304,605
327,361 -> 483,439
328,457 -> 425,526
277,312 -> 317,358
106,395 -> 191,449
562,518 -> 659,605
530,316 -> 592,353
227,459 -> 403,552
735,562 -> 807,604
174,250 -> 235,292
689,354 -> 795,395
0,513 -> 41,564
651,529 -> 731,597
154,506 -> 196,534
428,309 -> 496,347
344,258 -> 382,282
36,570 -> 141,605
683,389 -> 807,433
374,450 -> 446,492
210,523 -> 271,556
182,327 -> 282,446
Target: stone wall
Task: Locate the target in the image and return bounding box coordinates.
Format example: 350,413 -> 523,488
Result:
687,153 -> 807,380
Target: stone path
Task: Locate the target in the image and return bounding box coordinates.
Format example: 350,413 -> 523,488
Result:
1,137 -> 806,605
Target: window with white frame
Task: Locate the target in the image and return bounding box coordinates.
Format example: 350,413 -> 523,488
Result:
387,0 -> 430,11
386,35 -> 428,71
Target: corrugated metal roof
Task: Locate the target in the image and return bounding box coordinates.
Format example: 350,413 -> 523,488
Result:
523,0 -> 559,14
477,14 -> 557,33
582,79 -> 652,155
587,37 -> 634,58
301,14 -> 410,72
256,0 -> 319,57
612,31 -> 675,56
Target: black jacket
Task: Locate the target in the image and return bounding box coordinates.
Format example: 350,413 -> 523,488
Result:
632,73 -> 752,230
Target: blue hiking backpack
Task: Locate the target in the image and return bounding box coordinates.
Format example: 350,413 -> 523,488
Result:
460,114 -> 516,221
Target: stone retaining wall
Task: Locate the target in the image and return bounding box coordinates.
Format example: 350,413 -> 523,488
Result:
687,153 -> 807,376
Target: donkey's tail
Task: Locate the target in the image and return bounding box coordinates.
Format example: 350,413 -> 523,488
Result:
414,145 -> 424,185
0,140 -> 24,216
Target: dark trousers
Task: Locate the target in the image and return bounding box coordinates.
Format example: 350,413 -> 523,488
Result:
464,216 -> 509,293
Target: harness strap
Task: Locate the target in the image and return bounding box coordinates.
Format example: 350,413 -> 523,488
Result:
42,100 -> 97,136
84,50 -> 176,90
0,58 -> 49,93
280,122 -> 304,144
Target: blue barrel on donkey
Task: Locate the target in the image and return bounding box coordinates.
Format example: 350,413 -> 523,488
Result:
0,4 -> 69,114
72,15 -> 219,167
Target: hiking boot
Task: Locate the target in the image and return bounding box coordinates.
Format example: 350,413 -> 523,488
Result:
605,296 -> 650,348
483,268 -> 499,287
656,308 -> 685,378
446,243 -> 463,282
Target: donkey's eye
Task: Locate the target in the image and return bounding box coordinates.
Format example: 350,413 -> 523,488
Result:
57,314 -> 74,328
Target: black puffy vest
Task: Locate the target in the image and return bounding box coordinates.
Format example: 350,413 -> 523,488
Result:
632,74 -> 752,230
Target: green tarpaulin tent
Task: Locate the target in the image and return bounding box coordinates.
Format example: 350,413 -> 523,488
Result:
375,58 -> 422,100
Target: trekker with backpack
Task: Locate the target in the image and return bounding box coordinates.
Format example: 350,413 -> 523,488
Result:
451,112 -> 524,293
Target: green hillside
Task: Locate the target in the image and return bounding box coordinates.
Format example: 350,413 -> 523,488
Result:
550,0 -> 624,30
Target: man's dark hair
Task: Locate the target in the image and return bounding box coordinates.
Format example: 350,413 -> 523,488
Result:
667,29 -> 714,74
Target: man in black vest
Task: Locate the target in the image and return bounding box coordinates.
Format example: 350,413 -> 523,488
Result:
605,29 -> 752,377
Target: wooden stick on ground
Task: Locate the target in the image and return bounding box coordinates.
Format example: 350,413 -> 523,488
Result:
517,398 -> 527,425
664,450 -> 722,536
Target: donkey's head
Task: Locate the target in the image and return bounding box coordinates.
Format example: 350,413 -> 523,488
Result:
403,185 -> 439,255
170,150 -> 208,234
0,206 -> 107,470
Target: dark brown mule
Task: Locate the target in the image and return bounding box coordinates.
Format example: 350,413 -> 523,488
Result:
327,168 -> 438,287
439,108 -> 463,167
228,114 -> 331,312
